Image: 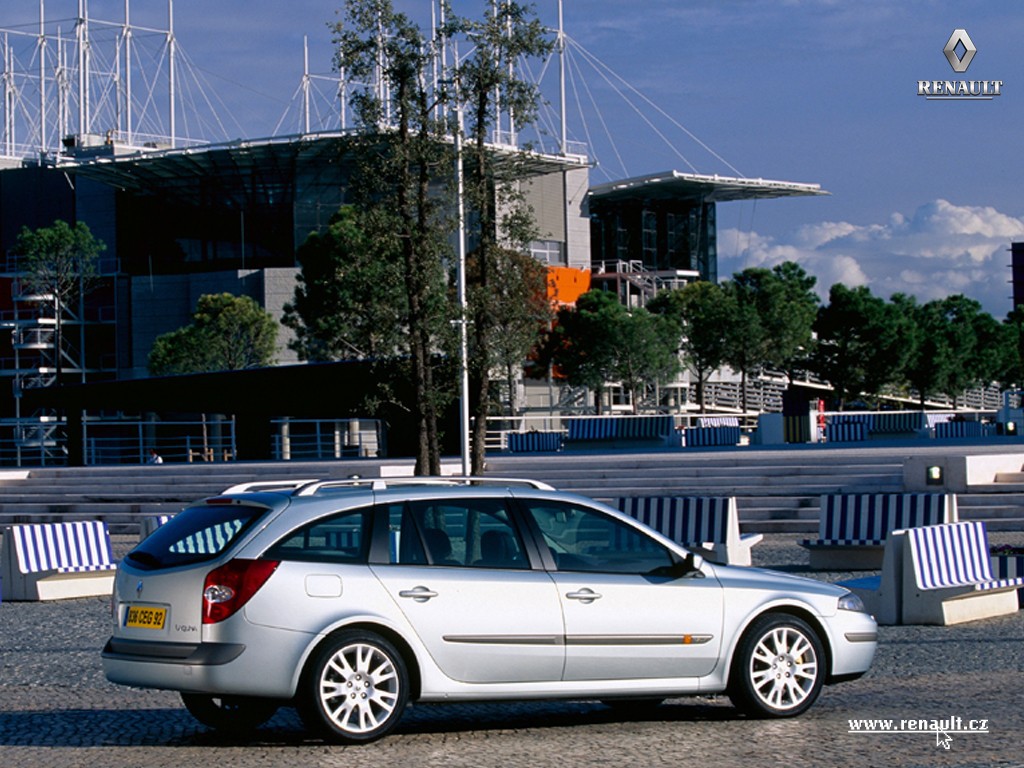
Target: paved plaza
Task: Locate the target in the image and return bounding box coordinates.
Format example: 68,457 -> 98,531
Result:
2,535 -> 1022,768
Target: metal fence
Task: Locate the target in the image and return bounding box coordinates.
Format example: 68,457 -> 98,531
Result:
0,417 -> 383,466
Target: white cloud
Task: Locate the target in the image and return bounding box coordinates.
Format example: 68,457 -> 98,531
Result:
719,199 -> 1024,317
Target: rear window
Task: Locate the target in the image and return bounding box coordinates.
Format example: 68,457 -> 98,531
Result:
125,503 -> 266,570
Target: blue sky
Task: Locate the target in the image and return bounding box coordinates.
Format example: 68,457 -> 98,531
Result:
6,1 -> 1024,317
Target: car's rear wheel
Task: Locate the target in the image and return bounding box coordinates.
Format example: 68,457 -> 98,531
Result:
299,629 -> 410,744
728,614 -> 824,718
181,693 -> 279,733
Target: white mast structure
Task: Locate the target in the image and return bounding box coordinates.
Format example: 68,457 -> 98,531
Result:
558,0 -> 566,154
302,36 -> 311,135
38,0 -> 46,153
77,0 -> 93,138
123,0 -> 133,145
167,0 -> 176,148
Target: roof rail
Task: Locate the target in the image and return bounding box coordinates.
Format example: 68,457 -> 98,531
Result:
294,476 -> 555,496
221,476 -> 556,497
220,479 -> 319,495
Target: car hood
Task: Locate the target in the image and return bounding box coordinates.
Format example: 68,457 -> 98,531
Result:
707,562 -> 850,602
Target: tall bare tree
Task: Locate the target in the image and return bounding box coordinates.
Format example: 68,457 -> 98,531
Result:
334,0 -> 456,474
447,1 -> 554,472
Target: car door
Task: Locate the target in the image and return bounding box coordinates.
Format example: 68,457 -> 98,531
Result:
518,498 -> 724,681
369,497 -> 565,685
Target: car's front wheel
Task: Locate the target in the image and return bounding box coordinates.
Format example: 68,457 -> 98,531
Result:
299,629 -> 410,744
728,614 -> 825,718
181,693 -> 279,733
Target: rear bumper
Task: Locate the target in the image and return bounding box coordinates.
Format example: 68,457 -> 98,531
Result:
101,627 -> 308,698
102,637 -> 245,665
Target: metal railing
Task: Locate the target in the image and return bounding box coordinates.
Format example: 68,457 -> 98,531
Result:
270,418 -> 382,460
82,419 -> 238,465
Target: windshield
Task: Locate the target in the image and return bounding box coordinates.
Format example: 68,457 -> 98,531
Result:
126,503 -> 267,570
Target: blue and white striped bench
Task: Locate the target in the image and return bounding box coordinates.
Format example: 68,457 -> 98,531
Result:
139,514 -> 174,540
934,420 -> 984,439
871,411 -> 926,434
800,493 -> 958,569
698,416 -> 739,428
615,496 -> 762,566
1,521 -> 117,601
506,431 -> 563,453
825,421 -> 868,442
566,418 -> 618,441
844,522 -> 1024,625
566,416 -> 675,443
683,425 -> 741,448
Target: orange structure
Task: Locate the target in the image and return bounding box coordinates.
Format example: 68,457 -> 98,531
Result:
546,266 -> 591,308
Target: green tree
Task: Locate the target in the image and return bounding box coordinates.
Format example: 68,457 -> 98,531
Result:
611,310 -> 680,413
811,284 -> 909,408
721,269 -> 773,413
552,290 -> 677,414
933,295 -> 1002,405
648,282 -> 734,411
550,290 -> 624,413
468,247 -> 553,419
148,293 -> 277,375
719,264 -> 818,411
763,261 -> 819,378
283,206 -> 405,361
1001,305 -> 1024,389
13,219 -> 105,383
898,294 -> 955,409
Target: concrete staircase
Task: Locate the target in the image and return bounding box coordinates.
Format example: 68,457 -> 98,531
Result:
0,443 -> 1023,535
487,445 -> 1024,534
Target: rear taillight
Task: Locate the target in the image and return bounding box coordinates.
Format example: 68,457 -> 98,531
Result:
202,559 -> 279,624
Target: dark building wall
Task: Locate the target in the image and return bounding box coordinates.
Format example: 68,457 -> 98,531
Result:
589,197 -> 717,280
1012,242 -> 1024,312
0,166 -> 76,256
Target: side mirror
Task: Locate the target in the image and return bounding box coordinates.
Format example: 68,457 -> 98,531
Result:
647,551 -> 707,580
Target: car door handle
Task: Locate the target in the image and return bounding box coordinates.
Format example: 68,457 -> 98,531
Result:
565,588 -> 602,604
399,586 -> 439,602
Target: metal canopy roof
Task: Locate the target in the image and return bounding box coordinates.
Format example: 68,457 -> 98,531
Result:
65,133 -> 356,206
588,170 -> 828,204
65,132 -> 588,205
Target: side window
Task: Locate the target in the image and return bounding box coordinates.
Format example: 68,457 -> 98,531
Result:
265,507 -> 370,564
521,500 -> 674,575
388,498 -> 528,569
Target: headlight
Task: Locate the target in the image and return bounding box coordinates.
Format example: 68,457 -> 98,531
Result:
838,592 -> 867,613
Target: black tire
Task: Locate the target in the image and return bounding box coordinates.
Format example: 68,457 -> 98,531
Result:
298,629 -> 410,744
728,614 -> 825,718
181,693 -> 278,733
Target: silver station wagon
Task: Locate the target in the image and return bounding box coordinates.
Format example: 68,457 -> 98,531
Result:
102,478 -> 877,743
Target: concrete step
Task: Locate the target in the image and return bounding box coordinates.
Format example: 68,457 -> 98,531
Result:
1,446 -> 1023,534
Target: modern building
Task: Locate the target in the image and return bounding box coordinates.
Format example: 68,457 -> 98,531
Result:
0,2 -> 826,463
586,171 -> 825,308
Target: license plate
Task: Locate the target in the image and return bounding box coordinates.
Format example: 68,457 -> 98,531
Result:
124,605 -> 167,630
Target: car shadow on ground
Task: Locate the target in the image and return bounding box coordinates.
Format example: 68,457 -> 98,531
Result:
0,698 -> 741,748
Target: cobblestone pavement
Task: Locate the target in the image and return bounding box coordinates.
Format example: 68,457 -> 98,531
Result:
2,535 -> 1023,768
